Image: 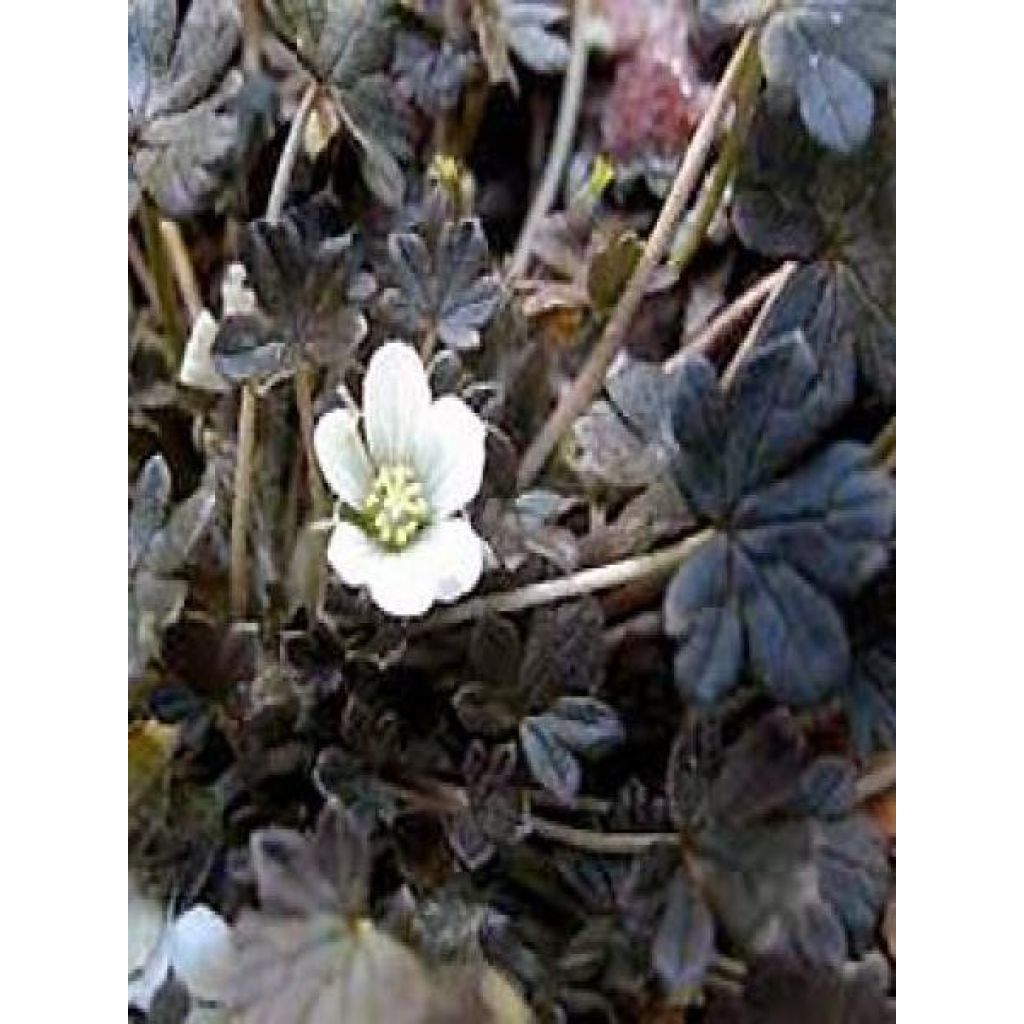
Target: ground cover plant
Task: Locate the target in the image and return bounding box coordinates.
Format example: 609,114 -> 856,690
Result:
128,1 -> 896,1020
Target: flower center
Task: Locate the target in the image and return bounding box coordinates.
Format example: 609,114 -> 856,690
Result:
362,463 -> 429,550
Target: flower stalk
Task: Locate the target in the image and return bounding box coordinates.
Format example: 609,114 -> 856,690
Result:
516,28 -> 759,489
229,80 -> 319,618
506,0 -> 590,283
138,196 -> 184,357
416,527 -> 714,631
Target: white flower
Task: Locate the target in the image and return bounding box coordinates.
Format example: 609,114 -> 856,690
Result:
314,341 -> 486,617
129,873 -> 233,1018
179,263 -> 255,392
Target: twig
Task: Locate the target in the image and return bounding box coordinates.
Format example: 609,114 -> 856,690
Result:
667,261 -> 798,371
241,0 -> 263,75
516,29 -> 758,489
229,83 -> 318,618
506,0 -> 590,282
295,365 -> 329,515
719,259 -> 797,391
158,219 -> 203,322
856,753 -> 896,803
138,197 -> 184,356
128,231 -> 160,313
266,81 -> 319,224
294,363 -> 329,610
414,527 -> 714,632
230,385 -> 258,618
872,416 -> 896,465
528,816 -> 678,854
667,40 -> 761,272
603,610 -> 663,651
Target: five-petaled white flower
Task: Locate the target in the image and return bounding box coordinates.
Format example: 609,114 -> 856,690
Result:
314,341 -> 486,617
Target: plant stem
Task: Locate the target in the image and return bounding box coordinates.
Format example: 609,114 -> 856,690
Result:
158,218 -> 203,322
294,362 -> 329,610
229,83 -> 318,619
516,28 -> 758,489
138,197 -> 184,356
528,816 -> 679,854
719,258 -> 797,391
241,0 -> 263,75
667,40 -> 760,272
415,527 -> 714,631
295,365 -> 328,515
856,753 -> 896,803
506,0 -> 590,282
128,231 -> 160,313
266,81 -> 319,224
872,415 -> 896,466
667,261 -> 797,370
419,324 -> 439,362
230,385 -> 258,618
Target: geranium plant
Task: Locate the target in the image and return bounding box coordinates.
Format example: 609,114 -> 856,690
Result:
128,0 -> 896,1019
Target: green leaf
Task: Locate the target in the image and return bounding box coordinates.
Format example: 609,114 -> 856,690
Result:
520,716 -> 580,803
535,696 -> 625,756
263,0 -> 409,205
733,106 -> 895,406
652,872 -> 715,994
129,456 -> 216,683
691,712 -> 889,966
213,207 -> 370,382
380,218 -> 503,351
664,346 -> 893,707
703,0 -> 895,152
128,0 -> 241,217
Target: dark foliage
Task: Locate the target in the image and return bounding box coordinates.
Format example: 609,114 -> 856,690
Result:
128,2 -> 896,1019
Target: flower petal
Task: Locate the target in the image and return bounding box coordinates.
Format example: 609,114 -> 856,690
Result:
169,905 -> 233,1003
424,517 -> 485,603
415,395 -> 487,518
179,310 -> 229,393
326,518 -> 483,617
314,408 -> 373,509
363,341 -> 431,465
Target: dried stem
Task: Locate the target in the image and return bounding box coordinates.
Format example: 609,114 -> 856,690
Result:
230,82 -> 318,618
128,231 -> 160,313
241,0 -> 263,75
667,39 -> 761,272
506,0 -> 590,282
856,753 -> 896,803
138,197 -> 184,356
267,81 -> 319,224
528,816 -> 678,854
415,527 -> 714,632
294,363 -> 329,610
230,385 -> 258,618
719,259 -> 797,391
872,415 -> 896,466
158,219 -> 203,322
668,261 -> 798,370
516,29 -> 758,489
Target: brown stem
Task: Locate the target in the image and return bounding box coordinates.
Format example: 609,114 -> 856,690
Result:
230,385 -> 258,618
528,816 -> 678,854
138,197 -> 184,356
719,259 -> 797,391
516,29 -> 758,489
158,219 -> 203,322
667,261 -> 798,371
266,81 -> 319,225
128,231 -> 160,313
414,527 -> 714,632
229,80 -> 319,619
506,0 -> 590,282
856,753 -> 896,803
